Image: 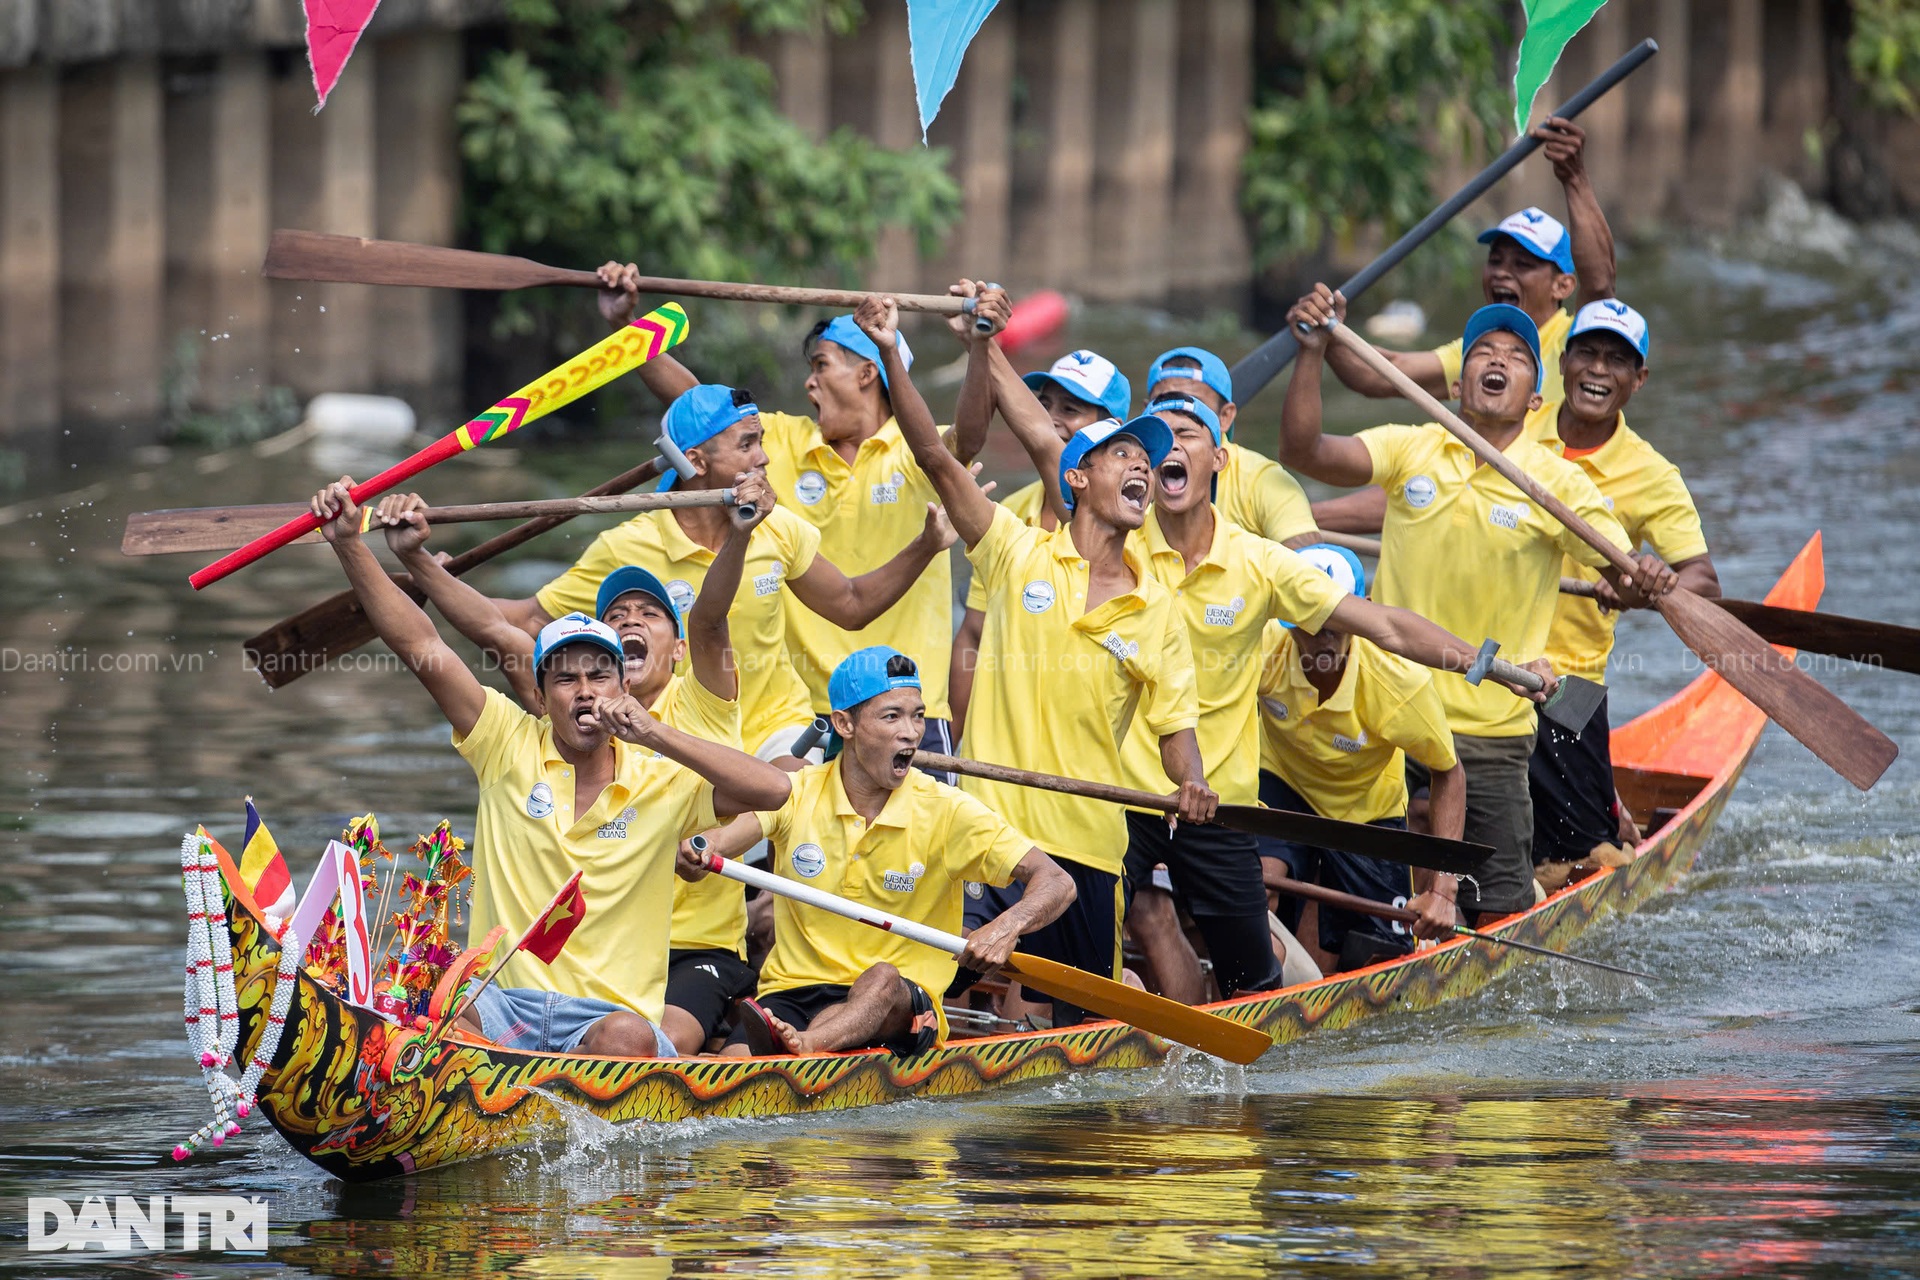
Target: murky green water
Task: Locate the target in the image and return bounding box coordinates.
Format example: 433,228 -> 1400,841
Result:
5,222 -> 1920,1277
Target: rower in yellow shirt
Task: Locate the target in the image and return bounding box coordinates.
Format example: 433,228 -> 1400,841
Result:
870,289 -> 1219,1022
1141,346 -> 1318,547
1281,287 -> 1674,922
1524,299 -> 1720,871
310,478 -> 792,1057
692,647 -> 1075,1057
377,481 -> 771,1054
1253,545 -> 1466,972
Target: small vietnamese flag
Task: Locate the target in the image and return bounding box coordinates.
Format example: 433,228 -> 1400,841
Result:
518,870 -> 586,965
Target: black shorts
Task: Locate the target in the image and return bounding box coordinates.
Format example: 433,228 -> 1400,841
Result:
1256,771 -> 1415,961
1528,687 -> 1616,863
758,978 -> 938,1057
1120,811 -> 1269,918
665,947 -> 757,1040
1005,857 -> 1123,1025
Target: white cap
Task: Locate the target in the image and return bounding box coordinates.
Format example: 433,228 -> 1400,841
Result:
1569,299 -> 1651,360
1022,350 -> 1132,421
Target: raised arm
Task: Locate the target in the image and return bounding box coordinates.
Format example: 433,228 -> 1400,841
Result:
1280,287 -> 1381,487
313,479 -> 487,736
375,493 -> 540,708
941,278 -> 991,463
1324,341 -> 1450,401
591,694 -> 792,818
855,292 -> 1005,548
1323,596 -> 1545,700
686,472 -> 774,700
789,503 -> 956,628
597,260 -> 699,403
1532,119 -> 1616,305
985,339 -> 1074,524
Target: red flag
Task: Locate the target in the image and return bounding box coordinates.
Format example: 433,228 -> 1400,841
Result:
305,0 -> 383,109
518,871 -> 586,965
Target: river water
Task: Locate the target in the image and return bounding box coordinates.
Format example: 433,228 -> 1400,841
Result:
4,220 -> 1920,1277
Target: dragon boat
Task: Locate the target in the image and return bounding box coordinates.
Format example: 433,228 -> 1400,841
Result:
196,535 -> 1826,1182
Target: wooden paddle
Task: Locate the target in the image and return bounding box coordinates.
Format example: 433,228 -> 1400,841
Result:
915,751 -> 1492,876
124,489 -> 738,557
1269,872 -> 1653,980
695,846 -> 1273,1065
266,230 -> 979,321
1559,577 -> 1920,678
241,458 -> 663,688
1325,322 -> 1898,791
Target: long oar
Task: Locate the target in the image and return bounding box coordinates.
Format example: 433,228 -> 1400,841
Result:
188,302 -> 689,589
694,846 -> 1273,1065
1560,577 -> 1920,678
1270,872 -> 1652,981
264,230 -> 980,323
1326,323 -> 1898,790
125,489 -> 739,557
242,458 -> 663,688
915,751 -> 1493,876
1231,40 -> 1659,402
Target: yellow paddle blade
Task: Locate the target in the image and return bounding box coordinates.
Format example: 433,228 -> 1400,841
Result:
1002,951 -> 1272,1065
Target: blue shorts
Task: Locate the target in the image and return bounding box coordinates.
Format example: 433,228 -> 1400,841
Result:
473,985 -> 678,1057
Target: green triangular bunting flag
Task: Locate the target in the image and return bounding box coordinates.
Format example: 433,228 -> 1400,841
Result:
1513,0 -> 1609,133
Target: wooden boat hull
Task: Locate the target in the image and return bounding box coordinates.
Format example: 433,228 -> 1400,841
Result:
220,536 -> 1825,1182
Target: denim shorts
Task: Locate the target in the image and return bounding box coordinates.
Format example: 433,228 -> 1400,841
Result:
473,985 -> 677,1057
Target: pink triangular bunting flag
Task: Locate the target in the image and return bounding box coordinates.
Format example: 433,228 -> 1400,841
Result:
305,0 -> 383,109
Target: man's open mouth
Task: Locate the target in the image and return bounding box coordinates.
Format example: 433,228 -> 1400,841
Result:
572,705 -> 597,731
1489,286 -> 1520,305
1575,379 -> 1611,403
1120,476 -> 1149,510
1157,459 -> 1190,498
1478,368 -> 1510,395
891,747 -> 915,776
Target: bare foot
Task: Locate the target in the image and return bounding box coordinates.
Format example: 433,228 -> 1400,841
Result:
766,1012 -> 812,1055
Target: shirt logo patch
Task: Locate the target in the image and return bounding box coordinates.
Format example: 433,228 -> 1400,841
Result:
882,861 -> 926,893
870,471 -> 907,505
791,843 -> 826,879
795,471 -> 827,506
1331,730 -> 1368,753
1262,697 -> 1289,721
525,782 -> 555,819
1403,475 -> 1437,509
666,579 -> 696,615
1022,580 -> 1056,614
1204,595 -> 1245,627
1100,631 -> 1140,663
965,881 -> 984,899
1489,501 -> 1530,530
753,568 -> 784,597
595,805 -> 639,840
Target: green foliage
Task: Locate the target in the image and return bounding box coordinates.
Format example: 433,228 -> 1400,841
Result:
1242,0 -> 1510,275
160,333 -> 302,450
1849,0 -> 1920,114
458,0 -> 960,381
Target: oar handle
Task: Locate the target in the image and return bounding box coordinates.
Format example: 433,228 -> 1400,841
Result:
1560,576 -> 1603,599
655,434 -> 757,521
697,845 -> 967,956
419,490 -> 735,525
787,716 -> 832,759
1271,873 -> 1419,926
627,275 -> 972,318
914,751 -> 1175,815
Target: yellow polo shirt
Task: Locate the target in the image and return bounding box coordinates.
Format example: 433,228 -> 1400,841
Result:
1361,422 -> 1629,737
753,758 -> 1032,1036
534,504 -> 820,754
1432,308 -> 1574,405
1216,442 -> 1318,544
1258,626 -> 1458,824
1118,510 -> 1346,805
963,481 -> 1051,613
455,688 -> 719,1022
652,672 -> 749,958
960,505 -> 1199,877
760,411 -> 953,720
1528,403 -> 1710,681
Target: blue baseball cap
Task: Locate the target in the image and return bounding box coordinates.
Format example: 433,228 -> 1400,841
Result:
1144,395 -> 1221,445
1478,206 -> 1575,274
656,384 -> 758,491
1280,544 -> 1366,629
531,613 -> 626,675
595,565 -> 684,637
828,645 -> 921,712
1569,298 -> 1651,361
1146,346 -> 1233,405
1461,304 -> 1544,394
1023,350 -> 1131,421
1058,415 -> 1175,511
815,315 -> 915,391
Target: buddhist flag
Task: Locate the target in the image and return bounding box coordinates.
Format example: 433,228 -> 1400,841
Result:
305,0 -> 383,109
240,798 -> 295,918
518,871 -> 587,965
1513,0 -> 1609,133
907,0 -> 1001,141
